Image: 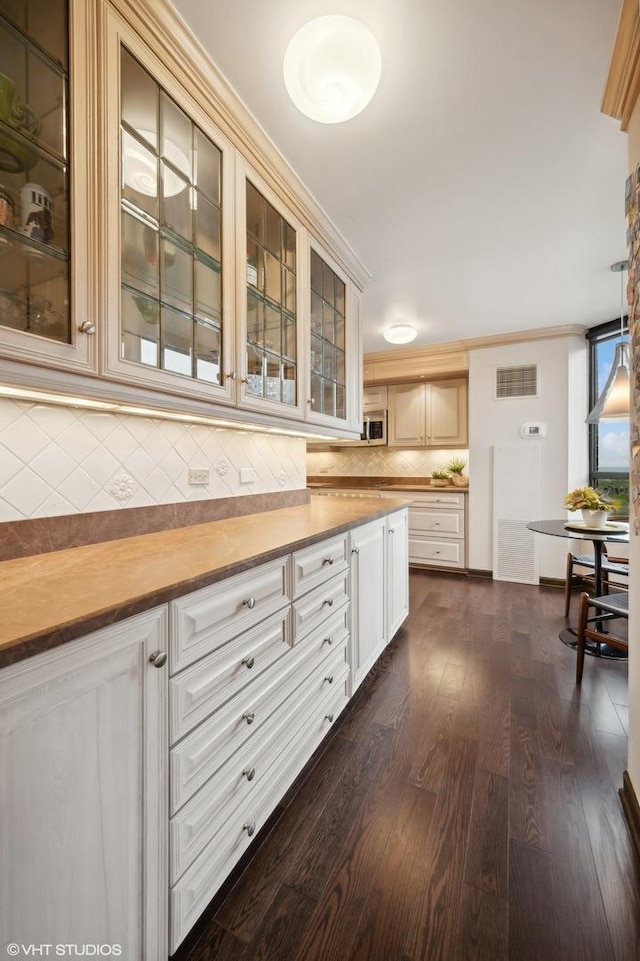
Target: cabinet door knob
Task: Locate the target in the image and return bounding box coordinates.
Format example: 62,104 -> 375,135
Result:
243,597 -> 256,610
324,713 -> 335,723
351,547 -> 359,555
242,711 -> 255,725
322,597 -> 334,607
149,651 -> 167,668
78,320 -> 96,335
242,821 -> 256,837
322,635 -> 334,645
242,656 -> 255,669
389,527 -> 396,534
242,767 -> 256,781
224,371 -> 237,381
322,556 -> 334,566
324,675 -> 334,684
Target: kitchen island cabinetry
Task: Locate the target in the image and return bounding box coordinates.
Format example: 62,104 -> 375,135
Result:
0,607 -> 168,960
387,379 -> 468,447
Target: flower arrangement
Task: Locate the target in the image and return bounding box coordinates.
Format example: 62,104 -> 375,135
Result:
564,486 -> 612,512
447,458 -> 466,475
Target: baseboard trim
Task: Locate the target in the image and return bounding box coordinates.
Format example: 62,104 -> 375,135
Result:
620,770 -> 640,862
540,576 -> 564,589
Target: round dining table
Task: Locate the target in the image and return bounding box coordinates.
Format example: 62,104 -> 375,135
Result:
526,518 -> 629,657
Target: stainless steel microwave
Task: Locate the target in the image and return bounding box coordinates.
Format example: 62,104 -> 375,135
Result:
352,409 -> 387,446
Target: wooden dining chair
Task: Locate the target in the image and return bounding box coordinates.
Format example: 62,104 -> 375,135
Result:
575,590 -> 629,683
564,548 -> 629,616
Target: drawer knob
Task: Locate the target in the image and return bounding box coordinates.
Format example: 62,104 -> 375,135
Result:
149,651 -> 167,668
242,656 -> 255,669
325,675 -> 334,684
435,550 -> 441,555
242,821 -> 256,837
323,635 -> 334,645
242,711 -> 255,725
322,556 -> 334,566
351,547 -> 359,555
324,713 -> 335,723
322,598 -> 334,608
243,597 -> 256,610
242,767 -> 256,781
389,527 -> 396,534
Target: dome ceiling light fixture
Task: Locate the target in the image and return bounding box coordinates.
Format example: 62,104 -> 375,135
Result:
283,15 -> 382,124
383,324 -> 418,345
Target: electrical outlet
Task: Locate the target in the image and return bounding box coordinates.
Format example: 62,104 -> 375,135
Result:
239,467 -> 256,484
188,468 -> 210,485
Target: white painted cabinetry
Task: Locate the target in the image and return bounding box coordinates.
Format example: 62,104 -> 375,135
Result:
387,380 -> 468,447
408,490 -> 466,569
0,608 -> 169,961
387,507 -> 409,639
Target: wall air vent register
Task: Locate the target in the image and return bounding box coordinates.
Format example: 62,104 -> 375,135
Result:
495,364 -> 538,398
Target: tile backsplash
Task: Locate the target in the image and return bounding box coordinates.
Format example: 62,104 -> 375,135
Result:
306,447 -> 468,477
0,398 -> 306,521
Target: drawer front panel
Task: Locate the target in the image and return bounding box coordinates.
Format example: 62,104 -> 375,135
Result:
169,608 -> 291,745
170,556 -> 290,673
292,570 -> 349,643
292,534 -> 349,598
169,676 -> 348,954
409,536 -> 464,568
408,491 -> 465,510
170,646 -> 348,881
409,508 -> 463,536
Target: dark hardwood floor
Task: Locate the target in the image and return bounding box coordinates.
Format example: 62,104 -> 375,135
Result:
172,571 -> 640,961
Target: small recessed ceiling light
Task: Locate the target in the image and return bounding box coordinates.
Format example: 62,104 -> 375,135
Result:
283,15 -> 382,124
383,324 -> 417,345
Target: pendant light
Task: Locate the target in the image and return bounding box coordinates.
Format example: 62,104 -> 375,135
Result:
586,260 -> 630,423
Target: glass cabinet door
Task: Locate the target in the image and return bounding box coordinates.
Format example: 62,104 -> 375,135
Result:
244,177 -> 298,409
0,0 -> 70,344
119,46 -> 225,388
309,246 -> 347,421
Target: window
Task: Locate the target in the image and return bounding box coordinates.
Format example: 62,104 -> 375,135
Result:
587,320 -> 630,516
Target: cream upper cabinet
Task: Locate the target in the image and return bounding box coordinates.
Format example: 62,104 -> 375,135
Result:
363,384 -> 388,411
388,378 -> 468,447
0,0 -> 97,374
101,11 -> 237,404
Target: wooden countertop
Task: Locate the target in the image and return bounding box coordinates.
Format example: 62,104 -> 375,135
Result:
0,494 -> 410,667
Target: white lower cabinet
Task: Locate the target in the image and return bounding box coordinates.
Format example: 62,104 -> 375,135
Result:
0,608 -> 168,961
387,508 -> 409,639
408,490 -> 466,570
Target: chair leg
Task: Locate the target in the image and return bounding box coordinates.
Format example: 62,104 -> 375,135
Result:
564,552 -> 574,617
576,591 -> 589,684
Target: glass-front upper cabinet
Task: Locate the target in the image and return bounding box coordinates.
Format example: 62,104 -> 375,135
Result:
0,0 -> 95,372
102,13 -> 235,403
239,164 -> 303,418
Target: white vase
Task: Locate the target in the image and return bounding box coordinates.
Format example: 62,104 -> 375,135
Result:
581,508 -> 609,528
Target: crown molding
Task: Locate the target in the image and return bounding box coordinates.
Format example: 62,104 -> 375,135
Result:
601,0 -> 640,130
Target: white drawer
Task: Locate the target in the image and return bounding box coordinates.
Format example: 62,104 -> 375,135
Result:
169,675 -> 348,954
408,491 -> 465,510
292,569 -> 349,643
409,508 -> 463,536
409,536 -> 464,568
170,620 -> 345,813
170,556 -> 290,673
170,645 -> 348,882
169,608 -> 291,745
291,533 -> 349,598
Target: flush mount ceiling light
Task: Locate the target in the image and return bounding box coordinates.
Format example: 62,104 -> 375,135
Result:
383,324 -> 417,345
586,260 -> 630,423
283,15 -> 381,124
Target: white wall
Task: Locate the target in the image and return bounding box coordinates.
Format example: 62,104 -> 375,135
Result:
468,334 -> 588,578
0,397 -> 306,520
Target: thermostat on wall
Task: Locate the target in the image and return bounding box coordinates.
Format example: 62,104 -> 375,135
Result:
520,422 -> 546,438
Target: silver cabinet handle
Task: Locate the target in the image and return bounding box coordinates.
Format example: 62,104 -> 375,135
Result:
322,598 -> 334,607
351,547 -> 360,555
242,656 -> 255,669
325,675 -> 334,684
242,767 -> 256,781
325,713 -> 334,723
243,597 -> 256,610
242,711 -> 255,725
323,635 -> 334,645
78,320 -> 96,335
322,556 -> 334,566
149,651 -> 167,668
243,821 -> 256,837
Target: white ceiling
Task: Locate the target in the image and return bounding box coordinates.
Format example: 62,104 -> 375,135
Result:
170,0 -> 629,354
